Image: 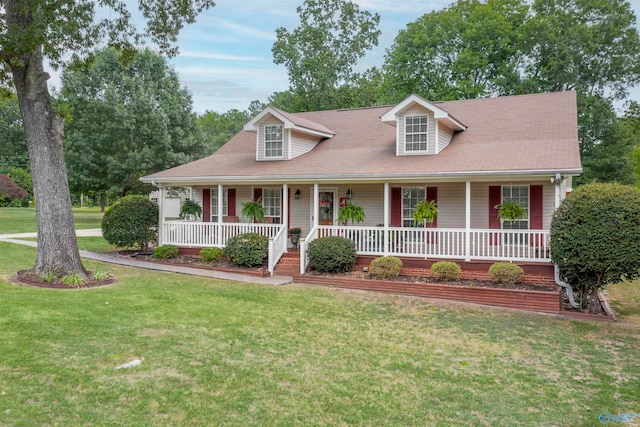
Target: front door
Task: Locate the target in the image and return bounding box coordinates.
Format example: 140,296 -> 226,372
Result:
311,189 -> 338,227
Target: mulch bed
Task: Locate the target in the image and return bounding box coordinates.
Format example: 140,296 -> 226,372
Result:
113,251 -> 269,277
14,270 -> 116,289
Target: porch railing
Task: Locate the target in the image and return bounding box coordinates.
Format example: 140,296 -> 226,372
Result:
161,221 -> 282,248
300,224 -> 318,275
300,226 -> 551,272
268,226 -> 288,276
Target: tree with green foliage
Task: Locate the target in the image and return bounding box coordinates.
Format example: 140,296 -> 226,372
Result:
0,94 -> 28,172
101,195 -> 159,252
271,0 -> 381,112
382,0 -> 528,103
61,48 -> 207,205
550,183 -> 640,312
0,0 -> 215,279
198,109 -> 249,152
622,102 -> 640,186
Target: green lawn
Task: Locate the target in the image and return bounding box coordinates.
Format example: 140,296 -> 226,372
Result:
0,207 -> 104,234
0,243 -> 639,426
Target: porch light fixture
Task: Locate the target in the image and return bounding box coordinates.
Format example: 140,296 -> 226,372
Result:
346,188 -> 352,199
294,189 -> 301,199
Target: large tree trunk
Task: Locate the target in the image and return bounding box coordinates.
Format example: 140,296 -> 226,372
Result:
10,45 -> 88,279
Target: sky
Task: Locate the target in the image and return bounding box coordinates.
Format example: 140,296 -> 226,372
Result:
48,0 -> 640,114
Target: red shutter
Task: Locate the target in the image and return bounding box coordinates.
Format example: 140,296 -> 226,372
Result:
426,186 -> 438,228
227,189 -> 236,217
488,186 -> 501,246
390,187 -> 402,227
488,186 -> 501,229
202,189 -> 211,222
529,185 -> 543,229
287,188 -> 291,230
253,188 -> 262,202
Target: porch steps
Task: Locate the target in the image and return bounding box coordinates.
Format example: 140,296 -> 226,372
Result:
275,251 -> 301,276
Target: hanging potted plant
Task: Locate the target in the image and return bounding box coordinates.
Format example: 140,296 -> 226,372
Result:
288,227 -> 301,249
180,199 -> 202,221
495,201 -> 527,224
241,199 -> 265,223
413,200 -> 438,226
338,203 -> 365,225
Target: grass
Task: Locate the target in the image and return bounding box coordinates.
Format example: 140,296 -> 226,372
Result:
0,207 -> 103,234
0,242 -> 639,426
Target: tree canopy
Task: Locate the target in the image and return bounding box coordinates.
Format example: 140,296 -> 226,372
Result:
61,48 -> 207,199
271,0 -> 381,112
1,0 -> 215,278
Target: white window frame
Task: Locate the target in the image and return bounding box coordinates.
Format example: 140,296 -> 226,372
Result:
402,187 -> 426,227
501,185 -> 529,230
262,187 -> 281,223
210,188 -> 228,222
405,115 -> 428,152
264,124 -> 283,158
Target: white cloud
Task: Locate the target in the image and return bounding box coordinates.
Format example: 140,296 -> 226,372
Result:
179,51 -> 264,62
197,17 -> 276,41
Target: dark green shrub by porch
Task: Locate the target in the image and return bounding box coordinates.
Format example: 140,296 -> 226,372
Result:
430,261 -> 461,281
550,183 -> 640,311
101,195 -> 158,251
225,233 -> 268,267
200,247 -> 224,263
488,262 -> 524,285
154,244 -> 179,259
369,256 -> 403,279
307,236 -> 356,273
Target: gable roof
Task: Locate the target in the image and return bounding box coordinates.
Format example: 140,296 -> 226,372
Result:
380,93 -> 467,131
243,106 -> 335,138
143,91 -> 581,185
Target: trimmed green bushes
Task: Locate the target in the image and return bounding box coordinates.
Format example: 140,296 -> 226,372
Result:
488,262 -> 524,286
369,256 -> 403,279
225,233 -> 268,267
308,236 -> 357,273
101,195 -> 158,251
430,261 -> 461,281
551,183 -> 640,311
154,244 -> 179,259
200,247 -> 225,263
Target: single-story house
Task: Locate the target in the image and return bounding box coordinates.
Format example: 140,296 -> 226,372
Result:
141,91 -> 581,277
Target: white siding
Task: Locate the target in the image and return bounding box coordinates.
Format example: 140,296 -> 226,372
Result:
397,107 -> 436,155
437,125 -> 454,153
290,131 -> 320,158
257,117 -> 289,161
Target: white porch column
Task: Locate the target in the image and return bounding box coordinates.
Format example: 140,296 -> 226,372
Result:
217,184 -> 223,224
383,183 -> 390,256
554,173 -> 562,210
465,181 -> 471,262
282,183 -> 289,252
313,183 -> 319,229
157,184 -> 165,246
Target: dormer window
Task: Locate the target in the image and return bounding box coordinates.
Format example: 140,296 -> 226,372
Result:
265,125 -> 283,157
405,115 -> 428,152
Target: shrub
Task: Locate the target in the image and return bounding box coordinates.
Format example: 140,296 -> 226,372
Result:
102,195 -> 158,251
369,256 -> 403,279
225,233 -> 268,267
430,261 -> 461,281
551,183 -> 640,311
61,272 -> 85,288
307,236 -> 356,273
154,244 -> 179,259
200,247 -> 224,263
488,262 -> 524,286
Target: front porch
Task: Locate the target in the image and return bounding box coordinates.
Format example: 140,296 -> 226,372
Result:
161,221 -> 551,276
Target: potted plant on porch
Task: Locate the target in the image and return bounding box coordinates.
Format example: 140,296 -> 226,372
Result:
338,203 -> 365,225
180,199 -> 202,221
241,199 -> 265,223
413,200 -> 438,226
495,201 -> 527,224
288,227 -> 301,249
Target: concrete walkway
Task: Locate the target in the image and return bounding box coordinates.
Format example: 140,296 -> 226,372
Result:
0,230 -> 292,286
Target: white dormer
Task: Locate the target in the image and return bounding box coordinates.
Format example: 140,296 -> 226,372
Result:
243,107 -> 335,161
381,94 -> 466,156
